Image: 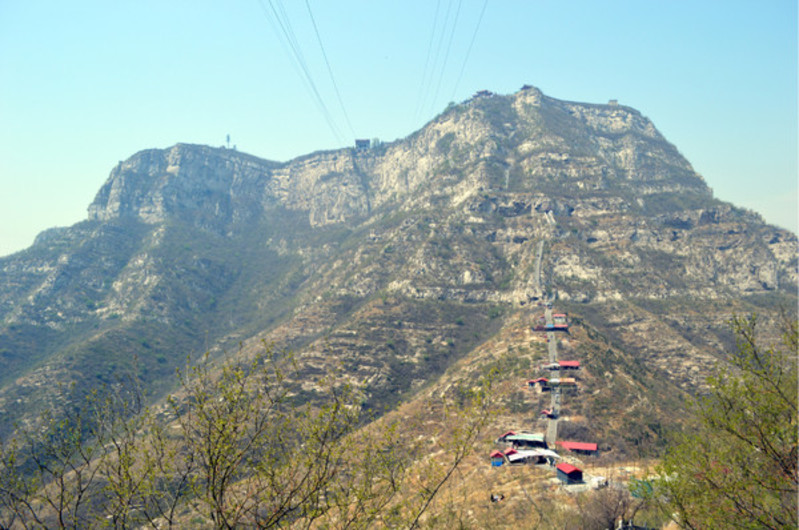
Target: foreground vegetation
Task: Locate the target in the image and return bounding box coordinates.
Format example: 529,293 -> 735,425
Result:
653,314 -> 798,529
0,347 -> 494,528
0,313 -> 795,529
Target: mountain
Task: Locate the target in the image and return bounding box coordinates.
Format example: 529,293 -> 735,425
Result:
0,86 -> 795,445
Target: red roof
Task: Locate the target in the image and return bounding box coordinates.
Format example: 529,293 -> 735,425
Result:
500,430 -> 516,438
556,463 -> 582,474
557,441 -> 598,452
559,360 -> 580,368
553,313 -> 567,318
503,448 -> 518,456
490,450 -> 504,459
528,377 -> 548,384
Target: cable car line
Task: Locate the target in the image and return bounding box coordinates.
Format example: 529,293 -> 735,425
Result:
256,0 -> 315,105
304,0 -> 356,138
413,0 -> 443,124
256,0 -> 486,146
269,0 -> 343,142
450,0 -> 488,101
416,0 -> 454,123
428,0 -> 462,116
264,0 -> 344,142
423,0 -> 456,116
257,0 -> 344,144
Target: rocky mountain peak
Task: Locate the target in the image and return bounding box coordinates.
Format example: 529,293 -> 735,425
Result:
87,143 -> 278,228
86,88 -> 708,233
2,86 -> 794,440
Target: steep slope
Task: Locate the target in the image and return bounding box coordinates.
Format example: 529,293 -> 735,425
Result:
0,86 -> 795,442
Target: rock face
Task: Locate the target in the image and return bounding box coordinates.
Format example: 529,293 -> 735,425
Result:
87,88 -> 708,228
0,86 -> 796,438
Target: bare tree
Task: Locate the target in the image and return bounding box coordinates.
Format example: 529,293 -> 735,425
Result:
0,347 -> 497,529
0,402 -> 107,528
575,485 -> 641,530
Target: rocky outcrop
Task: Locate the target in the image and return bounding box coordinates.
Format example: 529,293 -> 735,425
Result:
88,88 -> 712,232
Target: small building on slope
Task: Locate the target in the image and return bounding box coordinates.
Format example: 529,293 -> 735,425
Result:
556,463 -> 583,484
489,450 -> 505,466
506,448 -> 560,466
558,360 -> 580,370
556,441 -> 598,455
527,377 -> 550,389
541,360 -> 580,371
548,377 -> 577,387
504,432 -> 548,449
496,431 -> 517,443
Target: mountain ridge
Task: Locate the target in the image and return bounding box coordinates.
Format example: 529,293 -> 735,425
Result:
86,87 -> 711,230
0,85 -> 795,442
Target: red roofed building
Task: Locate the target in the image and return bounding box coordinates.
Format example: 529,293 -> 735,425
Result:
558,360 -> 580,370
496,431 -> 517,443
556,462 -> 583,484
556,441 -> 598,455
490,450 -> 505,466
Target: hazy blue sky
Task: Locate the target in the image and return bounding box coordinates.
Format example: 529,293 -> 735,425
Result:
1,1 -> 796,256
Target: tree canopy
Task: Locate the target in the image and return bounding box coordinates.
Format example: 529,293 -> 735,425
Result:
655,314 -> 798,529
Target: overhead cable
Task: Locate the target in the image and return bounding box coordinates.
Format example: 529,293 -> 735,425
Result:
413,0 -> 443,124
428,0 -> 463,116
270,0 -> 343,142
450,0 -> 488,101
422,0 -> 456,116
304,0 -> 356,138
256,0 -> 344,144
416,0 -> 454,122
